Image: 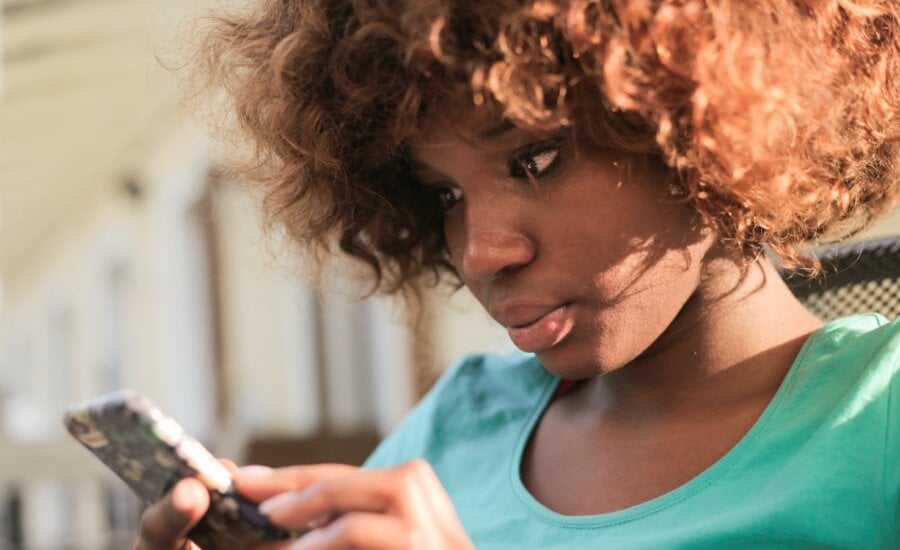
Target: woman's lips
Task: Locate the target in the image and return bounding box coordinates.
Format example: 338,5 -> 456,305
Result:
506,304 -> 573,353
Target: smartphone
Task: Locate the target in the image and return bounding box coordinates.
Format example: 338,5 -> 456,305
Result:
63,390 -> 299,549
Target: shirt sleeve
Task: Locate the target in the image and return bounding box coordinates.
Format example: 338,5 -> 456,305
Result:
882,321 -> 900,538
362,394 -> 435,469
890,367 -> 899,537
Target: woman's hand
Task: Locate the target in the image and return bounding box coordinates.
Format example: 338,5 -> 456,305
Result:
133,477 -> 209,550
134,458 -> 241,550
236,459 -> 474,550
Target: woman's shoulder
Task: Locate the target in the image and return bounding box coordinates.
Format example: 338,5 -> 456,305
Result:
779,313 -> 899,452
797,313 -> 900,511
800,313 -> 899,374
405,349 -> 554,428
364,350 -> 553,468
434,350 -> 552,406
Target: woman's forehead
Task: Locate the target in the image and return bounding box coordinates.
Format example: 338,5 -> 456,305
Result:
415,96 -> 508,141
412,105 -> 563,157
407,119 -> 541,172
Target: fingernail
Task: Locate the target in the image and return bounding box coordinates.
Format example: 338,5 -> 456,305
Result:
258,493 -> 292,516
293,530 -> 324,550
307,513 -> 332,529
236,465 -> 274,479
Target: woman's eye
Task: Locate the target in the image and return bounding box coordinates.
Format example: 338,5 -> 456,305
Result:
509,146 -> 561,179
434,187 -> 463,212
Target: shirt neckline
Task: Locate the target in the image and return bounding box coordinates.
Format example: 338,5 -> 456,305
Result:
507,326 -> 824,528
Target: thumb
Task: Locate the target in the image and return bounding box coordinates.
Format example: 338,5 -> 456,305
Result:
137,478 -> 209,549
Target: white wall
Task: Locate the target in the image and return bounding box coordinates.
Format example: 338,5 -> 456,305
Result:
212,183 -> 323,440
211,182 -> 419,443
0,124 -> 221,548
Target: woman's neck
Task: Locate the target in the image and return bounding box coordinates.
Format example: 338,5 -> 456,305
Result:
578,255 -> 823,418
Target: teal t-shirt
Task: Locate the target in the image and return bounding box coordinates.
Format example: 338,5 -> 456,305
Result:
365,314 -> 900,548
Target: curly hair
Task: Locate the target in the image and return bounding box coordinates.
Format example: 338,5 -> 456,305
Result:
197,0 -> 900,292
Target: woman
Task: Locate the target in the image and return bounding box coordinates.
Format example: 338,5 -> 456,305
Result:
137,0 -> 899,548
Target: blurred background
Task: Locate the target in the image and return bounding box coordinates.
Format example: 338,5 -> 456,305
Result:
0,1 -> 510,547
0,0 -> 898,549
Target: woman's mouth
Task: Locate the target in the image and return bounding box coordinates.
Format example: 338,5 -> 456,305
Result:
506,304 -> 573,353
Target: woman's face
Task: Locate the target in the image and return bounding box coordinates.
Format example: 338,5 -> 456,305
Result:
408,115 -> 717,379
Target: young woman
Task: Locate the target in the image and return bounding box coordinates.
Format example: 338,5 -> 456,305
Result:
137,0 -> 899,548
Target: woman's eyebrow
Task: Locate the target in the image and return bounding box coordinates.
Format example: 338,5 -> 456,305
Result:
477,119 -> 516,142
407,160 -> 449,186
407,120 -> 517,173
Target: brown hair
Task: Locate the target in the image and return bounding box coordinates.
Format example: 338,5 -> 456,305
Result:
197,0 -> 900,292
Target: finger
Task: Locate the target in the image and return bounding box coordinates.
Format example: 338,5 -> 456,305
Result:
393,460 -> 471,546
287,513 -> 411,550
232,463 -> 276,501
136,478 -> 209,550
403,459 -> 461,524
235,463 -> 358,503
258,467 -> 418,530
219,458 -> 239,475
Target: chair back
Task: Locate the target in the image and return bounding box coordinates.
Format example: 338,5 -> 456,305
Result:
782,236 -> 900,321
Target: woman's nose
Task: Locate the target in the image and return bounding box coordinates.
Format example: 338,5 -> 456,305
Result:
455,213 -> 536,283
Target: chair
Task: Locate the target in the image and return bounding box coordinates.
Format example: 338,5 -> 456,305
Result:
781,236 -> 900,321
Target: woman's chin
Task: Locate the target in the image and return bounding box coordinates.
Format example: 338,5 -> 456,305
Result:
521,323 -> 634,379
533,345 -> 613,380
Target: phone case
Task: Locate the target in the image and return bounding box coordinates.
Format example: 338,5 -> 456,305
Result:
63,390 -> 298,549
